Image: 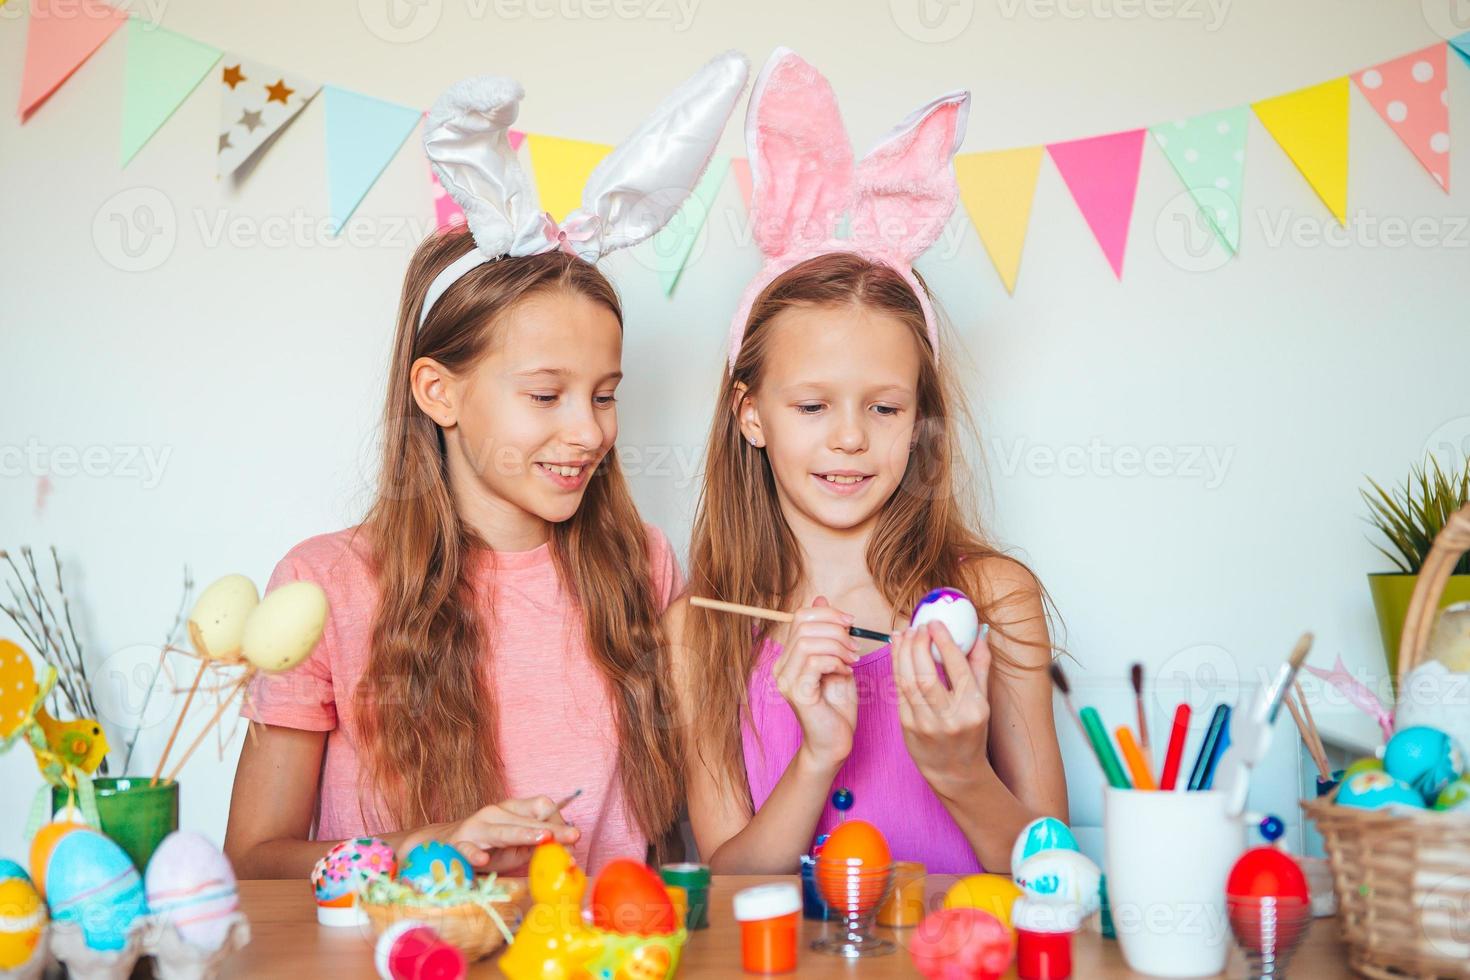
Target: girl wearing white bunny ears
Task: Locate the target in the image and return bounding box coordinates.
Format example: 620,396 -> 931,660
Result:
225,52 -> 747,879
668,49 -> 1067,875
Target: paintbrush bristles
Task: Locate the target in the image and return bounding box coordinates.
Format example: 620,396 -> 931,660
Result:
1289,633 -> 1314,670
1049,661 -> 1087,740
1130,662 -> 1150,751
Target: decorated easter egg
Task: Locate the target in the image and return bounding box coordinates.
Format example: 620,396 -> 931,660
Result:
910,588 -> 980,661
397,841 -> 474,892
1335,770 -> 1426,811
909,907 -> 1014,980
240,581 -> 328,673
42,828 -> 147,951
942,874 -> 1024,930
145,831 -> 239,950
0,875 -> 45,969
1013,849 -> 1102,910
1435,777 -> 1470,812
590,859 -> 678,935
187,574 -> 260,661
1226,847 -> 1309,901
1343,757 -> 1385,779
1384,726 -> 1463,802
1011,817 -> 1078,875
27,820 -> 86,898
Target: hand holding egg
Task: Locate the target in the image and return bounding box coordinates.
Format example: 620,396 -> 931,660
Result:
909,588 -> 980,663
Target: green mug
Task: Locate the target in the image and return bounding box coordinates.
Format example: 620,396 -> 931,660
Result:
52,777 -> 180,871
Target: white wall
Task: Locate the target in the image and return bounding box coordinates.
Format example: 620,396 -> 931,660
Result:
3,0 -> 1468,864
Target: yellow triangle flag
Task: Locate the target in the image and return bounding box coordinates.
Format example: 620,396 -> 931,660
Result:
525,133 -> 614,223
955,147 -> 1044,293
1252,77 -> 1350,225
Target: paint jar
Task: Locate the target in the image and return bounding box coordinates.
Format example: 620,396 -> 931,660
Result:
733,883 -> 801,974
799,855 -> 831,920
1013,897 -> 1084,980
660,862 -> 710,930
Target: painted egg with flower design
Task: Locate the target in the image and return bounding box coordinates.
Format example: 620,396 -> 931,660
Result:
311,837 -> 396,926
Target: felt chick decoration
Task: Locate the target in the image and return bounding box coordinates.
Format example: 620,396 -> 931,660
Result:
0,639 -> 109,780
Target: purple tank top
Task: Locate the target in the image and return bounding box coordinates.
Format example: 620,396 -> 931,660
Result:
740,639 -> 984,874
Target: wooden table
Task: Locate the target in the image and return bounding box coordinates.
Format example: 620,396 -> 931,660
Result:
223,877 -> 1355,977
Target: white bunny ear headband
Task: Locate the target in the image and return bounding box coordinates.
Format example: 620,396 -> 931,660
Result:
420,51 -> 750,327
727,48 -> 971,368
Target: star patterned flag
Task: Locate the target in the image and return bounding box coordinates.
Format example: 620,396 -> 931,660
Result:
217,55 -> 321,177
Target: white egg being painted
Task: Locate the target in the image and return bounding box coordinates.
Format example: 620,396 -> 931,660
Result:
910,588 -> 980,662
1011,816 -> 1079,875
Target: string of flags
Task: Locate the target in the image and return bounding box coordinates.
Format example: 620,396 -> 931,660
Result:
15,0 -> 1470,295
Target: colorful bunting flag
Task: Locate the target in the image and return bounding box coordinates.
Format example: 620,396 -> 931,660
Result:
1353,44 -> 1451,191
1150,106 -> 1248,254
323,85 -> 421,234
729,157 -> 753,210
121,20 -> 221,166
18,0 -> 127,121
1453,32 -> 1470,68
649,155 -> 730,294
1047,129 -> 1146,279
217,56 -> 321,178
1252,77 -> 1350,224
954,146 -> 1044,293
525,134 -> 613,222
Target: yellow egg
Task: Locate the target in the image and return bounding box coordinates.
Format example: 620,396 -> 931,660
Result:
187,574 -> 260,661
942,874 -> 1023,930
240,581 -> 328,673
0,877 -> 45,968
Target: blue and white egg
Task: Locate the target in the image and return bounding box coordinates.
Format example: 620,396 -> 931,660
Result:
145,831 -> 240,951
1334,770 -> 1426,811
397,841 -> 474,891
1384,726 -> 1463,803
910,588 -> 980,662
1012,817 -> 1078,875
40,829 -> 147,951
1014,849 -> 1101,912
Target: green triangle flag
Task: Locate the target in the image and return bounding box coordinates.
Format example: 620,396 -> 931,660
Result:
121,20 -> 221,166
650,155 -> 730,295
1150,105 -> 1248,254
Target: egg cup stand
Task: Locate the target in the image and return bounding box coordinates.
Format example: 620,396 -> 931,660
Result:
810,862 -> 896,958
28,912 -> 250,980
1305,502 -> 1470,979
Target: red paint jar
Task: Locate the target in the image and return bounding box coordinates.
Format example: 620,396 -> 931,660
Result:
1013,896 -> 1084,980
733,883 -> 801,974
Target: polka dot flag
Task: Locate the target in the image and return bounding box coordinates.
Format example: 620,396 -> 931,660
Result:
1352,44 -> 1451,192
1151,106 -> 1249,255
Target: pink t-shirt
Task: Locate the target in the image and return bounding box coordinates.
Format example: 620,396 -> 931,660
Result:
241,523 -> 683,875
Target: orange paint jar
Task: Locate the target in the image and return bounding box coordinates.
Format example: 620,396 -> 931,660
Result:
877,860 -> 927,927
733,883 -> 801,974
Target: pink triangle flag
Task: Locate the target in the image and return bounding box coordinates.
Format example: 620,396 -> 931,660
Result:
1047,129 -> 1146,279
1352,44 -> 1451,191
18,0 -> 128,120
729,157 -> 753,210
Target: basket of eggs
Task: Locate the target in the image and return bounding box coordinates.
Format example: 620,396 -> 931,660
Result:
1303,502 -> 1470,979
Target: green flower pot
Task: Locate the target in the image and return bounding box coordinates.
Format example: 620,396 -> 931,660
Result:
53,777 -> 179,871
1368,573 -> 1470,687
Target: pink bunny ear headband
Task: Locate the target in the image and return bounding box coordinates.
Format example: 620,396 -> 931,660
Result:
727,48 -> 971,369
420,51 -> 749,327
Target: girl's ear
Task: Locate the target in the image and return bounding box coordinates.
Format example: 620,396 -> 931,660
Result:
411,357 -> 458,427
732,382 -> 765,449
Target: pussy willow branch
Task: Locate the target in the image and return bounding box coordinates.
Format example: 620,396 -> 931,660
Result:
120,566 -> 193,775
1,552 -> 83,720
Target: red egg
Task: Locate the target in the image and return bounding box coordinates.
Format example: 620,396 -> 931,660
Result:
589,859 -> 678,936
1226,847 -> 1309,901
909,908 -> 1014,980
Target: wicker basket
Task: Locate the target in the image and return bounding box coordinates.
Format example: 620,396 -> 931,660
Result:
1304,503 -> 1470,979
360,878 -> 526,961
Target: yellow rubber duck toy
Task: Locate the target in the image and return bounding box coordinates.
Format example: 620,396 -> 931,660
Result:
35,707 -> 109,775
500,843 -> 604,980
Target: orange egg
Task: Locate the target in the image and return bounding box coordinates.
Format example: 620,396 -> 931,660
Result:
28,821 -> 86,898
815,820 -> 893,912
589,859 -> 678,936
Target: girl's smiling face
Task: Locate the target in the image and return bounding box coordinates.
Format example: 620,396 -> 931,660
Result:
736,301 -> 921,535
414,289 -> 623,540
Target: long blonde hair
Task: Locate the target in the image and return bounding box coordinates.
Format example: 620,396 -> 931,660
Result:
687,251 -> 1044,799
355,230 -> 681,846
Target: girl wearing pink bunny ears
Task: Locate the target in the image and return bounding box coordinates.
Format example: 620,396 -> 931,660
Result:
667,49 -> 1067,874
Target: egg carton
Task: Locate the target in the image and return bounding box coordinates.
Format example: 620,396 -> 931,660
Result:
12,912 -> 250,980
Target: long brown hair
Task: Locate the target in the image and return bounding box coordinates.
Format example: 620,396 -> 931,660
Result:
354,230 -> 680,846
687,251 -> 1046,799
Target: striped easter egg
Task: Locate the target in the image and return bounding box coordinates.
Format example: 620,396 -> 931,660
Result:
0,875 -> 46,969
145,831 -> 240,951
41,829 -> 147,951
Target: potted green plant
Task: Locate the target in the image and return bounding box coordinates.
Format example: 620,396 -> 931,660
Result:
1363,457 -> 1470,683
